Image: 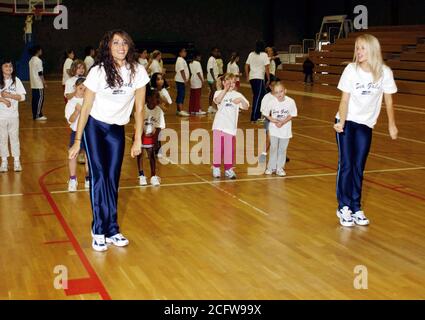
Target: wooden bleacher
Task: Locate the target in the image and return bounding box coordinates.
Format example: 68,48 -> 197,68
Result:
277,25 -> 425,95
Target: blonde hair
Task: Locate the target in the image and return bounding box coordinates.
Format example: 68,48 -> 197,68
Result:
270,80 -> 284,91
353,34 -> 384,83
68,59 -> 87,77
222,72 -> 236,81
150,50 -> 161,60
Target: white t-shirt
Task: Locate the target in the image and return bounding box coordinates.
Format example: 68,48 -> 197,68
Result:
337,63 -> 397,128
226,62 -> 240,76
216,58 -> 224,75
189,61 -> 204,89
269,58 -> 276,75
138,58 -> 148,69
246,52 -> 270,80
207,56 -> 219,82
29,56 -> 44,89
144,105 -> 166,130
84,56 -> 95,71
159,88 -> 172,105
65,97 -> 84,131
175,57 -> 189,83
260,92 -> 276,116
84,63 -> 150,125
212,90 -> 250,136
64,76 -> 79,97
0,77 -> 26,119
266,96 -> 297,139
62,58 -> 73,85
149,59 -> 162,75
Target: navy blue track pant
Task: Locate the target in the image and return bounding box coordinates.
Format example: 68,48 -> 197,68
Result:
249,79 -> 266,122
336,120 -> 372,213
83,116 -> 125,237
31,89 -> 44,119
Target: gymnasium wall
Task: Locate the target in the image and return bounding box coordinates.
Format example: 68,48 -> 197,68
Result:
1,0 -> 424,75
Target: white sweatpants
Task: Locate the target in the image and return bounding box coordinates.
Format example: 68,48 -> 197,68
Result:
267,136 -> 289,171
0,117 -> 20,158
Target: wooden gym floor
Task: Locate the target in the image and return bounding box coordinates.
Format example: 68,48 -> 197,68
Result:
0,78 -> 424,300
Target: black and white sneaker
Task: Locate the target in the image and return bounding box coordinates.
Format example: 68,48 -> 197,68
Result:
352,210 -> 370,226
92,233 -> 108,252
336,206 -> 355,227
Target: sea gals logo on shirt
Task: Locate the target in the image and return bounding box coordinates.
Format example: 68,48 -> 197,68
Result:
224,98 -> 237,108
355,82 -> 381,96
271,108 -> 290,120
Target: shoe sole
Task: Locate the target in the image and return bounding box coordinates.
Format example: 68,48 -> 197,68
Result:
336,211 -> 355,227
105,238 -> 129,247
353,219 -> 370,226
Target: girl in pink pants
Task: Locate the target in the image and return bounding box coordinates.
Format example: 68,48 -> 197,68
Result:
212,73 -> 249,179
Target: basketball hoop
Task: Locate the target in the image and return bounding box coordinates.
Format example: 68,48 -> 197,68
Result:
33,8 -> 42,21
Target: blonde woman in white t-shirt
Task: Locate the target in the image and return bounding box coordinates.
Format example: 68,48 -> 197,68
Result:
69,30 -> 150,252
212,73 -> 249,179
334,34 -> 398,227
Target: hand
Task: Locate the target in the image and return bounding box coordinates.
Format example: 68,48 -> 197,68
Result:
389,124 -> 398,140
276,122 -> 284,128
44,83 -> 48,89
68,142 -> 81,159
1,91 -> 11,99
233,98 -> 242,104
130,140 -> 142,158
223,81 -> 231,91
334,123 -> 344,133
75,104 -> 82,112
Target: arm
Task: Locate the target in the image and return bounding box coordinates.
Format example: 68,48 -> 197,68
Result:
0,97 -> 11,107
245,64 -> 250,81
1,92 -> 24,101
180,70 -> 188,83
233,97 -> 249,110
384,93 -> 398,140
265,64 -> 270,85
68,89 -> 95,159
277,115 -> 293,127
65,91 -> 76,100
334,91 -> 350,133
213,86 -> 229,105
131,86 -> 146,158
68,103 -> 82,123
209,68 -> 216,82
196,72 -> 203,84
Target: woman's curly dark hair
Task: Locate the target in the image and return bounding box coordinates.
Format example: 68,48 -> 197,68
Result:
94,29 -> 138,89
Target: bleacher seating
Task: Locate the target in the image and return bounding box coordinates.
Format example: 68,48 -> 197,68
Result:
277,25 -> 425,95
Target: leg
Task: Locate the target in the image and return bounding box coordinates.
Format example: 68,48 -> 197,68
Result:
208,82 -> 215,107
37,89 -> 45,117
223,132 -> 235,171
267,136 -> 279,171
336,120 -> 355,210
351,122 -> 373,212
147,147 -> 156,176
104,123 -> 125,238
31,89 -> 39,119
8,118 -> 20,161
250,79 -> 260,122
189,89 -> 195,114
213,130 -> 223,168
176,82 -> 185,112
277,138 -> 289,170
0,119 -> 10,160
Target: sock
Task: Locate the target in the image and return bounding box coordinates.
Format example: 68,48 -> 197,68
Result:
261,152 -> 267,156
70,175 -> 77,180
85,176 -> 90,181
14,157 -> 20,163
139,170 -> 145,177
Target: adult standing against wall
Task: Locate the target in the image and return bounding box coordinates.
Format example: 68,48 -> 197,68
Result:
245,41 -> 270,123
69,30 -> 150,252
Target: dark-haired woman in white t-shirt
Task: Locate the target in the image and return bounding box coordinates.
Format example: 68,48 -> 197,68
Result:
69,30 -> 150,252
334,34 -> 398,228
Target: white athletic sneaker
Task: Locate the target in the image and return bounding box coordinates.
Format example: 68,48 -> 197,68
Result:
264,169 -> 273,175
352,210 -> 370,226
0,162 -> 8,173
259,152 -> 267,163
106,233 -> 129,247
336,206 -> 355,227
35,116 -> 47,121
208,106 -> 217,113
150,176 -> 161,186
68,179 -> 78,192
276,169 -> 287,177
84,178 -> 90,189
139,175 -> 148,186
92,233 -> 108,252
14,161 -> 22,172
177,110 -> 190,117
225,168 -> 237,179
196,111 -> 207,115
212,167 -> 221,178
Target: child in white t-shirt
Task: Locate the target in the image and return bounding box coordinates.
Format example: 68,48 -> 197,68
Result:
136,89 -> 165,187
64,59 -> 87,102
263,82 -> 297,177
64,77 -> 89,192
189,51 -> 206,115
62,49 -> 75,87
212,73 -> 249,179
207,48 -> 220,114
226,52 -> 241,90
0,59 -> 26,172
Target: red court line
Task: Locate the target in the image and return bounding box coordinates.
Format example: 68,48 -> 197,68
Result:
39,165 -> 111,300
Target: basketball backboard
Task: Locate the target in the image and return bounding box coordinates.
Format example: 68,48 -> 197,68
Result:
0,0 -> 61,16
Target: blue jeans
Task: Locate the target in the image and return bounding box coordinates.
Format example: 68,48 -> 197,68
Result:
175,81 -> 186,104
